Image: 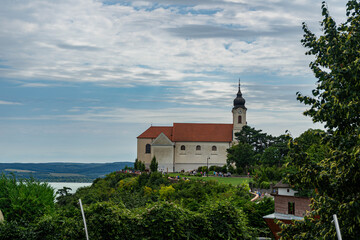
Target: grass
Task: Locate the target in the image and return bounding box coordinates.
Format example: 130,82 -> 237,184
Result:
167,173 -> 250,186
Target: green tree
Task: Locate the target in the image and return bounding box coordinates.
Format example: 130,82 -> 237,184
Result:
234,125 -> 290,166
0,174 -> 55,223
236,125 -> 275,154
280,1 -> 360,239
150,156 -> 158,172
134,158 -> 139,170
203,200 -> 252,239
260,146 -> 281,166
227,141 -> 255,174
139,161 -> 146,171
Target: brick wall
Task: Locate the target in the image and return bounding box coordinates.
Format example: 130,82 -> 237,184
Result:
274,195 -> 311,217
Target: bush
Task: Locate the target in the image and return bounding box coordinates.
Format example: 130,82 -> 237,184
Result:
0,174 -> 55,223
227,164 -> 235,174
260,181 -> 270,189
197,166 -> 208,173
159,185 -> 175,200
141,202 -> 188,240
202,200 -> 252,239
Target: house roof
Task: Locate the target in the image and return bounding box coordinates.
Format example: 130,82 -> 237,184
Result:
273,180 -> 291,188
263,213 -> 304,221
137,123 -> 233,142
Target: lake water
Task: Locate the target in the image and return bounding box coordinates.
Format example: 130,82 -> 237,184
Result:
47,182 -> 92,194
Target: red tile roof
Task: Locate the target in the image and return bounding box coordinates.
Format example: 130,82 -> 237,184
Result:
137,126 -> 173,140
138,123 -> 233,142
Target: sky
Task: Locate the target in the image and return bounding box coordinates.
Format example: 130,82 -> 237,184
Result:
0,0 -> 348,163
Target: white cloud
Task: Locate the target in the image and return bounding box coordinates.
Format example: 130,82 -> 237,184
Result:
0,100 -> 22,105
0,0 -> 347,87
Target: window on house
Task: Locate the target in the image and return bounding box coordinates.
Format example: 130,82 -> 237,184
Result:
196,145 -> 201,151
212,146 -> 217,151
238,115 -> 242,123
287,189 -> 290,192
145,144 -> 151,154
180,145 -> 185,151
288,202 -> 295,215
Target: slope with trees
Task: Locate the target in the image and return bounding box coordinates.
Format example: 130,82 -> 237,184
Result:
0,171 -> 275,239
227,125 -> 291,188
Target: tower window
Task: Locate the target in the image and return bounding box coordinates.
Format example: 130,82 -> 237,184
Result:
180,145 -> 185,151
238,115 -> 242,124
196,145 -> 201,151
145,144 -> 151,154
212,146 -> 217,151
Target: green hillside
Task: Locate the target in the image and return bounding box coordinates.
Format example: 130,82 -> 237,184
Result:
0,162 -> 133,182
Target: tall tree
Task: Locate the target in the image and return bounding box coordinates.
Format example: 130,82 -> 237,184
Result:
150,156 -> 158,172
235,125 -> 275,154
280,1 -> 360,239
227,141 -> 255,173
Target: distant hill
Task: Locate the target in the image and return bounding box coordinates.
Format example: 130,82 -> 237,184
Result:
0,162 -> 133,182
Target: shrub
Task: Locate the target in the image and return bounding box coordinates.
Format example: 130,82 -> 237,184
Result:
159,185 -> 175,200
260,181 -> 270,189
202,200 -> 252,239
0,174 -> 55,223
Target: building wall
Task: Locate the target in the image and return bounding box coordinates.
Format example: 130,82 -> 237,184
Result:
137,138 -> 153,166
274,195 -> 311,217
152,145 -> 174,173
174,141 -> 231,172
278,188 -> 298,196
232,108 -> 246,140
138,139 -> 232,172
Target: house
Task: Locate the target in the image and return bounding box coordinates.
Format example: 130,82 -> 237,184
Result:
137,81 -> 247,172
263,181 -> 311,239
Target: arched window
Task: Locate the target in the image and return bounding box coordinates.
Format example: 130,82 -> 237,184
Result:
212,146 -> 217,151
180,145 -> 186,151
196,145 -> 201,151
145,144 -> 151,154
238,115 -> 242,124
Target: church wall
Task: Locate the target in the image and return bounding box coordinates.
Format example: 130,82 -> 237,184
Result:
174,141 -> 231,172
137,138 -> 153,167
152,145 -> 174,173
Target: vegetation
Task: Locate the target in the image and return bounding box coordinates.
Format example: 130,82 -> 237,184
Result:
280,1 -> 360,239
0,172 -> 274,239
0,162 -> 133,182
150,156 -> 158,172
167,173 -> 250,185
227,125 -> 290,188
133,158 -> 146,171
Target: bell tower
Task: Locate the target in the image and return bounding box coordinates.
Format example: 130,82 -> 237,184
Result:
232,79 -> 247,140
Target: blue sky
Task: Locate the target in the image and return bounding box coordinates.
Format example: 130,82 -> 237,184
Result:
0,0 -> 347,163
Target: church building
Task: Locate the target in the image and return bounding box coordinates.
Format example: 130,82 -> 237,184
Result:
137,81 -> 247,172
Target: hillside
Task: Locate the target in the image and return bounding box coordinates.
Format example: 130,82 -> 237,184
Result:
0,162 -> 133,182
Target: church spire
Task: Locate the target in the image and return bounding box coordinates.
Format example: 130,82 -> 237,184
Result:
233,78 -> 246,109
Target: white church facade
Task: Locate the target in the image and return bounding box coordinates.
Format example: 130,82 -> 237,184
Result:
137,82 -> 247,172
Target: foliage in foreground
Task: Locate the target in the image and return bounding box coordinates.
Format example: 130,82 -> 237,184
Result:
280,1 -> 360,239
0,174 -> 55,223
0,172 -> 274,239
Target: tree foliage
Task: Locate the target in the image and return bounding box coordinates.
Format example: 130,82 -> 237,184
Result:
227,125 -> 290,175
0,174 -> 55,223
150,156 -> 158,172
281,1 -> 360,239
134,159 -> 145,171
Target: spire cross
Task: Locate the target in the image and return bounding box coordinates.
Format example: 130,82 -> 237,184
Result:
238,78 -> 241,90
